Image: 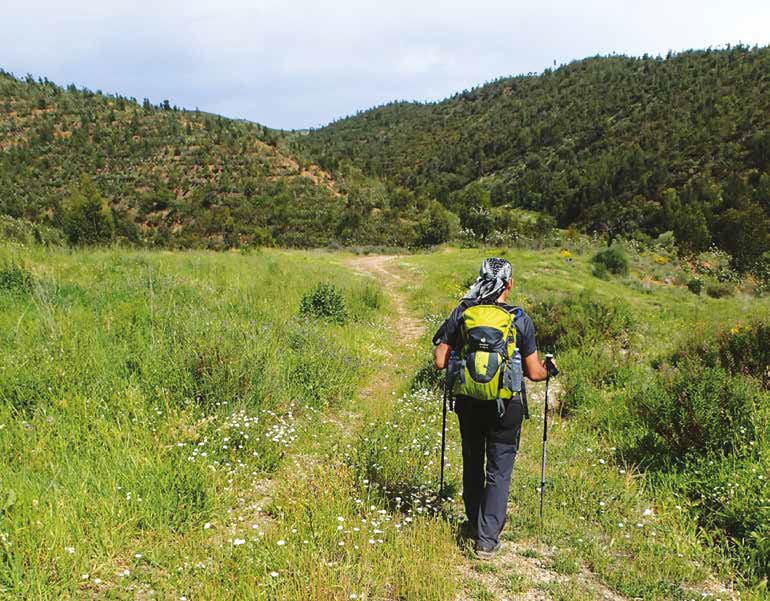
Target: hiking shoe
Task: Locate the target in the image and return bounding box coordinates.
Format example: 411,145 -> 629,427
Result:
475,541 -> 500,560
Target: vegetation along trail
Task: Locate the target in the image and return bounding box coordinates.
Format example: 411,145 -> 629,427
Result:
347,256 -> 653,600
344,255 -> 623,600
369,249 -> 754,601
1,246 -> 765,599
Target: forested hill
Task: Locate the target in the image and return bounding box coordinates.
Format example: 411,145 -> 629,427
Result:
0,71 -> 396,248
303,46 -> 770,268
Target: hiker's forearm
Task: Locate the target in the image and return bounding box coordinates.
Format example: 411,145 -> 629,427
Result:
524,351 -> 549,381
434,343 -> 451,369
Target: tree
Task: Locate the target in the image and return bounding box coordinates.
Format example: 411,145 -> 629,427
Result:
61,175 -> 114,245
662,188 -> 710,252
416,202 -> 458,247
714,200 -> 770,271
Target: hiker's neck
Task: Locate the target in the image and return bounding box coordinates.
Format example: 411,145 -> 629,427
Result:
496,289 -> 510,303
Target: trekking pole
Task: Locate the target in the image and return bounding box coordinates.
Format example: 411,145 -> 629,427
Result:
439,371 -> 448,498
539,354 -> 558,526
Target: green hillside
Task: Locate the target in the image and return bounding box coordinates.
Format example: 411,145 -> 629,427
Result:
303,46 -> 770,268
3,47 -> 770,265
0,72 -> 437,249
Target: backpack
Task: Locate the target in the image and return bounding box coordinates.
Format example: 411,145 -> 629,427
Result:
448,302 -> 523,415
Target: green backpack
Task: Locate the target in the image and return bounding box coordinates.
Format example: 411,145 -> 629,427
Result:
449,303 -> 523,415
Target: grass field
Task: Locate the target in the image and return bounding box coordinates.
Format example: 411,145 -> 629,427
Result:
1,242 -> 767,599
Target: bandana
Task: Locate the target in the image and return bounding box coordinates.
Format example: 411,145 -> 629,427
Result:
463,258 -> 512,303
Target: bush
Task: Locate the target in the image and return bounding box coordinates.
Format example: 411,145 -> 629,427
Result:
670,319 -> 769,388
299,283 -> 349,324
591,245 -> 629,276
655,230 -> 677,253
0,262 -> 33,294
591,261 -> 610,280
603,316 -> 770,582
0,215 -> 65,246
634,361 -> 762,457
705,281 -> 734,298
526,292 -> 635,352
687,278 -> 703,295
416,202 -> 458,247
60,175 -> 115,245
558,346 -> 634,415
410,359 -> 443,392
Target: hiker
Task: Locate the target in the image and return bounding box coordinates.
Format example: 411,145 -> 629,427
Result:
433,258 -> 555,559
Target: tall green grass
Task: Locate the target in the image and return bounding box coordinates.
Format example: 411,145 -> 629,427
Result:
0,246 -> 383,598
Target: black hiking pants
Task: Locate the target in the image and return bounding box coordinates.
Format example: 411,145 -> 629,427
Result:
455,393 -> 524,547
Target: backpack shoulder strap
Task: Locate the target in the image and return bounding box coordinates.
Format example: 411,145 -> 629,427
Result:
498,303 -> 522,319
432,300 -> 475,346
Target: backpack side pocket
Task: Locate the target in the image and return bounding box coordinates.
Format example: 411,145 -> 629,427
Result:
503,348 -> 523,392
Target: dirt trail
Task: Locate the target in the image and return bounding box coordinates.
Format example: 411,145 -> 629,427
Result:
347,255 -> 423,407
347,255 -> 628,601
347,254 -> 422,343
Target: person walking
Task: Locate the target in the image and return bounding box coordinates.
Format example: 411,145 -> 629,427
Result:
433,258 -> 554,559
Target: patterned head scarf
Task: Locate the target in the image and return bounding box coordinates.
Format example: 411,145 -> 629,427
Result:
463,258 -> 513,303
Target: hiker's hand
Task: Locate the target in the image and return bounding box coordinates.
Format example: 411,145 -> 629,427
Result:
544,355 -> 559,377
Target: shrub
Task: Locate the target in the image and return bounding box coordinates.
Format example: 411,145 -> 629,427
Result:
0,215 -> 65,246
670,319 -> 769,388
61,175 -> 115,245
526,292 -> 635,352
0,262 -> 33,294
633,361 -> 762,457
591,245 -> 629,276
299,283 -> 349,324
416,202 -> 458,247
655,230 -> 677,253
624,277 -> 654,295
687,278 -> 703,295
705,281 -> 734,298
591,261 -> 610,280
410,359 -> 443,392
558,346 -> 634,415
678,452 -> 770,583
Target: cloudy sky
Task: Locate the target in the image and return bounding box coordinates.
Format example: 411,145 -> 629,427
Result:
4,1 -> 769,129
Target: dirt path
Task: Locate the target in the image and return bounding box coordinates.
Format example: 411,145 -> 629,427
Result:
347,254 -> 422,343
346,255 -> 423,409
